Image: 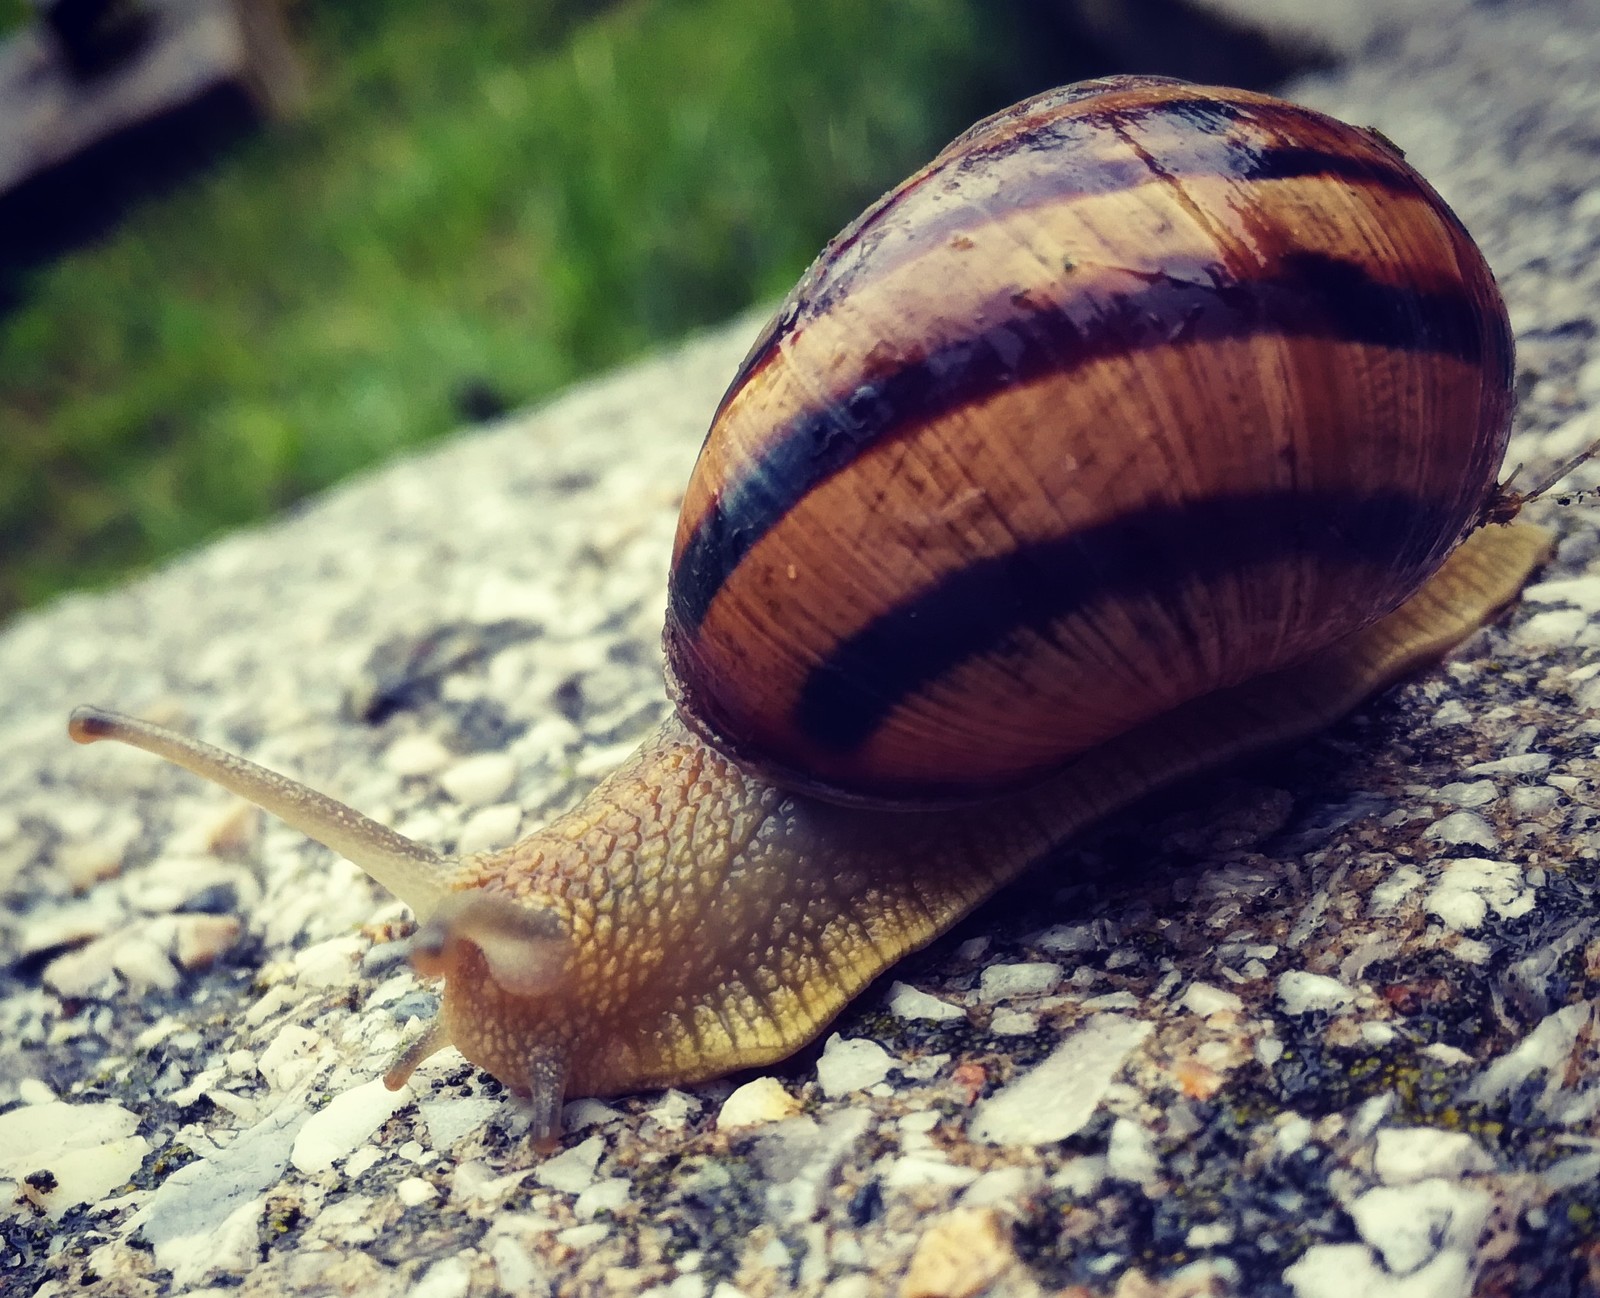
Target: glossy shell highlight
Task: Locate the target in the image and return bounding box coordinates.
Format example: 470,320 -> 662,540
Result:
664,76 -> 1514,804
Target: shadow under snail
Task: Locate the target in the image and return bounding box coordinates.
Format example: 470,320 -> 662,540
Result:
70,76 -> 1553,1145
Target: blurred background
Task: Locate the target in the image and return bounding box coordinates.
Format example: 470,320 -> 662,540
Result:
0,0 -> 1330,623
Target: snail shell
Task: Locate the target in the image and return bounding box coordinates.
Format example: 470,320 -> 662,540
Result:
666,74 -> 1514,804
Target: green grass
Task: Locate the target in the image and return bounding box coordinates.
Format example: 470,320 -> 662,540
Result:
0,0 -> 1059,616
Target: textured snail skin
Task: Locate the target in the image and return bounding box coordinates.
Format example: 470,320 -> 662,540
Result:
68,76 -> 1550,1146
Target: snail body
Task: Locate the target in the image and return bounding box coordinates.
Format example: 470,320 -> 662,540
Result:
71,76 -> 1549,1144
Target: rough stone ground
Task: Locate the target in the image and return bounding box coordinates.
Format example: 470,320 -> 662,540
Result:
4,1 -> 1600,1295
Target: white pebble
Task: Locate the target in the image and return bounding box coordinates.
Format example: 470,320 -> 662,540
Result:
1373,1128 -> 1493,1185
535,1135 -> 605,1194
0,1101 -> 147,1219
978,962 -> 1063,1001
1369,866 -> 1425,915
1348,1178 -> 1491,1275
884,1156 -> 980,1189
291,1078 -> 411,1173
438,752 -> 518,806
575,1177 -> 630,1220
717,1077 -> 800,1129
417,1092 -> 502,1151
1425,858 -> 1534,932
257,1024 -> 326,1091
171,915 -> 242,970
396,1176 -> 438,1206
1424,811 -> 1498,849
456,803 -> 523,856
1466,753 -> 1551,776
1275,971 -> 1354,1015
989,1009 -> 1039,1036
410,1256 -> 472,1298
960,1165 -> 1044,1208
293,935 -> 367,989
1031,923 -> 1102,955
1106,1118 -> 1161,1187
971,1015 -> 1151,1146
816,1035 -> 894,1097
1517,607 -> 1590,647
886,981 -> 965,1022
1436,780 -> 1497,808
646,1090 -> 701,1131
385,734 -> 453,777
1509,785 -> 1561,816
1180,982 -> 1243,1017
111,933 -> 180,989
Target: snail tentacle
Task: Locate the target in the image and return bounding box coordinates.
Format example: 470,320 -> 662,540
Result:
68,705 -> 452,918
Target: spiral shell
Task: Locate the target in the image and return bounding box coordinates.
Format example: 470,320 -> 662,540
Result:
663,75 -> 1513,804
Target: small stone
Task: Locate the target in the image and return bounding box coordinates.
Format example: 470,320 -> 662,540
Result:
171,915 -> 243,970
1424,811 -> 1498,849
418,1091 -> 503,1151
1180,982 -> 1243,1017
293,935 -> 367,989
989,1009 -> 1039,1036
111,931 -> 181,989
456,803 -> 523,856
411,1255 -> 472,1298
1106,1118 -> 1161,1187
257,1024 -> 327,1091
1426,858 -> 1535,932
1510,785 -> 1561,816
17,1079 -> 56,1105
646,1090 -> 701,1130
41,934 -> 122,999
0,1100 -> 147,1219
1276,971 -> 1354,1015
438,752 -> 518,806
575,1177 -> 630,1219
16,903 -> 115,959
886,981 -> 965,1022
1031,922 -> 1102,956
1437,780 -> 1497,808
901,1207 -> 1018,1298
291,1077 -> 411,1173
1348,1178 -> 1491,1275
1466,753 -> 1551,775
959,1165 -> 1044,1209
977,962 -> 1062,1002
816,1035 -> 894,1098
718,1077 -> 801,1129
535,1135 -> 605,1194
345,1147 -> 384,1180
396,1176 -> 438,1206
971,1014 -> 1151,1146
885,1156 -> 981,1190
385,734 -> 453,777
556,1222 -> 609,1249
1516,607 -> 1590,647
1373,1128 -> 1493,1185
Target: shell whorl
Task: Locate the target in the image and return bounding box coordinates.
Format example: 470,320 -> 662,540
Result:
665,76 -> 1514,804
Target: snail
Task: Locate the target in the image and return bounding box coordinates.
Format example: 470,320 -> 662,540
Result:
70,75 -> 1552,1146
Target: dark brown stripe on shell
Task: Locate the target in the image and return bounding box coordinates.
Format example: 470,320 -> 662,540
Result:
793,488 -> 1457,759
714,95 -> 1431,412
669,253 -> 1507,637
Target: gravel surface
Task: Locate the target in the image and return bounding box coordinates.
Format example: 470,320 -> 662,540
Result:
5,2 -> 1600,1295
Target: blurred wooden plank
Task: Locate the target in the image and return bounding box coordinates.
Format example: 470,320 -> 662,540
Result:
0,0 -> 302,269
